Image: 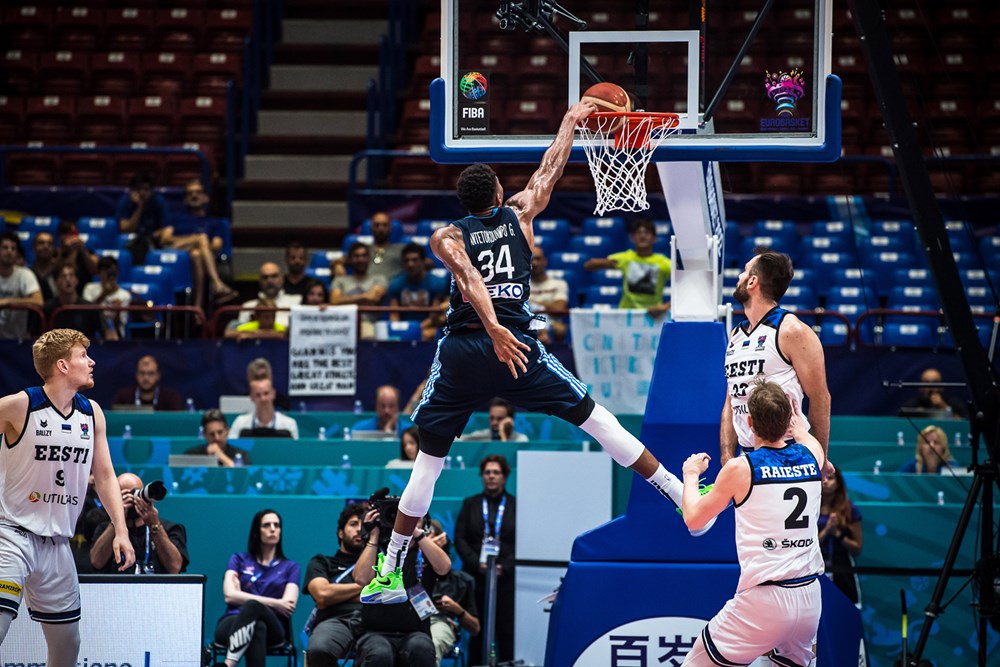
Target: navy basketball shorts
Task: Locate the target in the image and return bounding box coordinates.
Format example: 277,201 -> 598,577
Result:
411,327 -> 590,447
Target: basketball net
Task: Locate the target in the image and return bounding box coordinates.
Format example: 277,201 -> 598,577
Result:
577,112 -> 680,215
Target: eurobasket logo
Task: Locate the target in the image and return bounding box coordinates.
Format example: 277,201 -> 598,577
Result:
761,68 -> 809,132
459,71 -> 488,100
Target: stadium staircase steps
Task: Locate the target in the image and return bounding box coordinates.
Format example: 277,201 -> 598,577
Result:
231,0 -> 387,249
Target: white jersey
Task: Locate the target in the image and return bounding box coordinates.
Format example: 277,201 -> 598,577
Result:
726,307 -> 808,448
734,443 -> 824,592
0,387 -> 95,537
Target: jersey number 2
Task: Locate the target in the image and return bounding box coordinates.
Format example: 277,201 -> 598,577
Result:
477,245 -> 514,282
783,487 -> 809,530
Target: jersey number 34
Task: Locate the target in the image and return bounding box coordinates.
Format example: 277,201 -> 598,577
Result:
477,245 -> 514,282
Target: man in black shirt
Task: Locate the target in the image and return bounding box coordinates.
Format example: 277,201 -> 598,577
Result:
44,262 -> 112,340
304,503 -> 367,666
184,409 -> 251,467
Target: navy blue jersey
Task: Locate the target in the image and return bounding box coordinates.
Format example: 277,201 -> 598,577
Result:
445,207 -> 534,331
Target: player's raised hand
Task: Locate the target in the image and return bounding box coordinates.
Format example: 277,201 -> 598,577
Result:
683,452 -> 711,477
566,100 -> 598,123
487,325 -> 530,379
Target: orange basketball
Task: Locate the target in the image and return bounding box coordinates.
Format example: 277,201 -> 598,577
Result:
580,82 -> 632,132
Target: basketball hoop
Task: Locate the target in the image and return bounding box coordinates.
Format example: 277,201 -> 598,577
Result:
577,111 -> 680,215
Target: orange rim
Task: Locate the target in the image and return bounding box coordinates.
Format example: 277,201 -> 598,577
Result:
582,112 -> 680,149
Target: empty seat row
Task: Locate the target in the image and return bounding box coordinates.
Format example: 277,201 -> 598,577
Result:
4,147 -> 214,187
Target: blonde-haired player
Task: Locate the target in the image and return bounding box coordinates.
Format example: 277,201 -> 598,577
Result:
0,328 -> 135,666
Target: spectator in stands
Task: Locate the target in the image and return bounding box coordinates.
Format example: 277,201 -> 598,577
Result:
185,409 -> 251,467
583,218 -> 671,317
330,242 -> 387,340
231,377 -> 300,439
899,425 -> 956,474
111,354 -> 186,410
215,509 -> 300,667
43,261 -> 113,340
283,241 -> 310,296
90,472 -> 190,574
304,502 -> 367,666
527,245 -> 569,344
427,518 -> 480,664
386,426 -> 420,469
367,212 -> 406,283
387,242 -> 449,341
454,455 -> 516,663
818,468 -> 863,607
0,231 -> 43,339
245,357 -> 292,412
461,398 -> 528,442
82,255 -> 131,338
348,384 -> 413,437
227,298 -> 288,341
56,219 -> 99,292
156,179 -> 238,311
116,171 -> 170,264
353,507 -> 450,667
897,367 -> 969,419
303,278 -> 329,306
30,231 -> 58,301
237,262 -> 302,329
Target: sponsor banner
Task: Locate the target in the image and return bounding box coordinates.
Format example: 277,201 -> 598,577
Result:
288,306 -> 358,396
569,308 -> 664,414
572,616 -> 706,667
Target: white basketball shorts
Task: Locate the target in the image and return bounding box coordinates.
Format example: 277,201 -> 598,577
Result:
0,522 -> 81,623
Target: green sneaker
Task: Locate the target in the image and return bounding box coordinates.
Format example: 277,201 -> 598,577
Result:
361,553 -> 407,604
676,482 -> 716,537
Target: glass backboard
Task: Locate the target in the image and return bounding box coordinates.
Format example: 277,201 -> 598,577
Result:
431,0 -> 840,163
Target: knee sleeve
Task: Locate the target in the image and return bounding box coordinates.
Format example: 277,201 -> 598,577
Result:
398,450 -> 447,519
41,620 -> 81,667
579,402 -> 645,468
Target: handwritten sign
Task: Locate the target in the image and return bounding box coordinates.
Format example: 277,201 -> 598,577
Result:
569,308 -> 664,414
288,306 -> 358,396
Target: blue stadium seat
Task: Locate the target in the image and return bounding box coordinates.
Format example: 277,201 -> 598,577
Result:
20,216 -> 59,235
810,220 -> 853,241
822,299 -> 866,324
882,322 -> 936,348
825,285 -> 878,307
865,235 -> 910,254
358,218 -> 403,241
590,268 -> 623,287
783,285 -> 817,307
978,236 -> 1000,260
891,268 -> 934,294
792,268 -> 817,292
889,286 -> 940,308
534,218 -> 571,238
884,304 -> 941,328
653,220 -> 672,238
118,233 -> 137,250
819,321 -> 850,346
751,220 -> 797,247
146,249 -> 192,296
309,250 -> 339,269
77,217 -> 118,249
122,281 -> 166,306
822,268 -> 872,297
860,251 -> 917,287
722,267 -> 741,287
959,269 -> 991,288
950,252 -> 978,269
741,235 -> 794,258
415,219 -> 449,236
582,217 -> 627,246
430,267 -> 451,283
799,235 -> 849,255
966,286 -> 993,308
97,249 -> 132,281
569,235 -> 615,258
128,265 -> 174,304
305,267 -> 332,290
946,233 -> 974,254
534,234 -> 567,254
548,251 -> 587,272
341,234 -> 375,254
584,285 -> 622,307
780,304 -> 815,325
802,251 -> 854,270
870,220 -> 914,237
544,268 -> 580,306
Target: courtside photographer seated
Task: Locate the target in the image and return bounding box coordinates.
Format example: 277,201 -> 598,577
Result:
352,489 -> 451,667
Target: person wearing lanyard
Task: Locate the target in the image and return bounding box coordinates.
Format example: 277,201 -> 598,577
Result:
304,502 -> 369,667
215,509 -> 300,667
89,472 -> 188,575
453,454 -> 516,664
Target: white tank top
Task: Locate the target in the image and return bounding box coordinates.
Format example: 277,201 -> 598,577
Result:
726,307 -> 808,449
0,387 -> 96,537
735,443 -> 824,591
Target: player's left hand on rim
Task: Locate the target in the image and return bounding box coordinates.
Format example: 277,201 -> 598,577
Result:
683,452 -> 711,477
490,327 -> 530,379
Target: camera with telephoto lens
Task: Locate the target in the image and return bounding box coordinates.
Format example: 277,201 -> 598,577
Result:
368,487 -> 400,535
131,480 -> 167,502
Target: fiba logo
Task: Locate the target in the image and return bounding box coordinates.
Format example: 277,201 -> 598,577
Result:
459,71 -> 488,100
28,492 -> 41,503
762,538 -> 777,551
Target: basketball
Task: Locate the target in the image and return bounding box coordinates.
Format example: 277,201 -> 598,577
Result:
580,82 -> 632,114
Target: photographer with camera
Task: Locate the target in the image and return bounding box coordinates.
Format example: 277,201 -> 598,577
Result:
90,472 -> 189,574
353,491 -> 451,667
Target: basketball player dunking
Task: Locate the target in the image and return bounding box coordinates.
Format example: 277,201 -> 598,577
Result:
721,248 -> 832,473
681,382 -> 825,666
361,101 -> 713,604
0,329 -> 135,666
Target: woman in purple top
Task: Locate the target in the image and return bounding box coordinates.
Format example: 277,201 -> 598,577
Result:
213,509 -> 301,667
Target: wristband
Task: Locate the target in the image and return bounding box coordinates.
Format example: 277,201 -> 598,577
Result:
149,524 -> 162,534
366,541 -> 378,548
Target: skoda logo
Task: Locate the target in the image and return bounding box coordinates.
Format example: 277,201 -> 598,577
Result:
762,538 -> 777,551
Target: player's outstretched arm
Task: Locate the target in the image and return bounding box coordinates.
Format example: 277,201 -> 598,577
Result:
781,317 -> 831,456
90,402 -> 136,571
507,101 -> 597,230
430,226 -> 529,378
681,454 -> 748,531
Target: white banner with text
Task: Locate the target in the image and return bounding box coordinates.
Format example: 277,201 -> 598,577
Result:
288,305 -> 358,396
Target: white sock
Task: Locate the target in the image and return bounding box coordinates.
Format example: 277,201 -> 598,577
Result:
645,464 -> 684,509
381,530 -> 411,576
